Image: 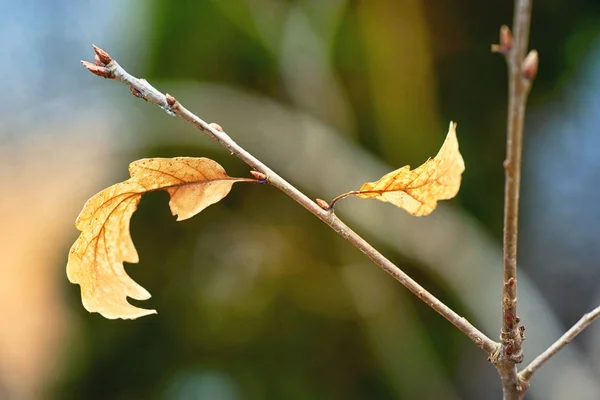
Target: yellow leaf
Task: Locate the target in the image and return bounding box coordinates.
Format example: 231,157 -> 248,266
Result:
356,122 -> 464,216
67,157 -> 251,319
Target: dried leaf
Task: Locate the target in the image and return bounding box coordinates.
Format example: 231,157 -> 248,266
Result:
67,157 -> 250,319
356,122 -> 464,216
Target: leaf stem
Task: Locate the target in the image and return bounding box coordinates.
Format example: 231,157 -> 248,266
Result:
82,45 -> 498,355
327,191 -> 360,210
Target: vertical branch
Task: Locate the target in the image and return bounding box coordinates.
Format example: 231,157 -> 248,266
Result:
502,0 -> 533,361
492,0 -> 538,398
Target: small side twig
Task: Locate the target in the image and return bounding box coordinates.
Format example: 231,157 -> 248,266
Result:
82,45 -> 498,355
519,305 -> 600,385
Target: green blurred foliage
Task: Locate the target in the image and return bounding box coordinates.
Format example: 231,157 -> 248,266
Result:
54,1 -> 600,399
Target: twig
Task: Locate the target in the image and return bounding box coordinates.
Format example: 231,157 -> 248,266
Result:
82,45 -> 498,355
519,305 -> 600,384
491,0 -> 538,398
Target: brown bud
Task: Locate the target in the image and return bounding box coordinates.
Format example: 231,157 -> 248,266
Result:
523,50 -> 539,81
500,26 -> 512,51
209,122 -> 224,132
129,86 -> 143,98
94,54 -> 103,66
165,93 -> 177,107
491,25 -> 513,54
92,45 -> 112,65
250,171 -> 267,181
81,61 -> 113,78
316,198 -> 330,211
505,343 -> 514,356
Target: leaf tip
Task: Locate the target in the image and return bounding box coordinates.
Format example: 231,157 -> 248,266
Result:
449,121 -> 458,132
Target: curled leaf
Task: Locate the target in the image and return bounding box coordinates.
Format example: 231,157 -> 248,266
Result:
67,157 -> 250,319
351,122 -> 464,216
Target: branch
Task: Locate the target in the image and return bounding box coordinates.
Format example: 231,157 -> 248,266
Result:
491,0 -> 538,398
82,45 -> 498,355
519,305 -> 600,384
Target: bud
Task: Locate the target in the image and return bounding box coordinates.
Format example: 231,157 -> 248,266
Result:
316,198 -> 330,211
522,50 -> 539,81
209,122 -> 224,132
129,87 -> 143,98
491,25 -> 513,54
250,171 -> 267,181
165,93 -> 177,107
81,61 -> 113,79
92,45 -> 112,65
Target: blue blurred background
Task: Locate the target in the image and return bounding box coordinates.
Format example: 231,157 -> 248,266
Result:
1,1 -> 600,399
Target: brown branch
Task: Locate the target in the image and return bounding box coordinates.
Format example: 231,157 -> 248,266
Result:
519,305 -> 600,384
82,45 -> 498,355
491,0 -> 538,398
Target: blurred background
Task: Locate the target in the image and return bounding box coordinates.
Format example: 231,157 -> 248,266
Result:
2,0 -> 600,399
